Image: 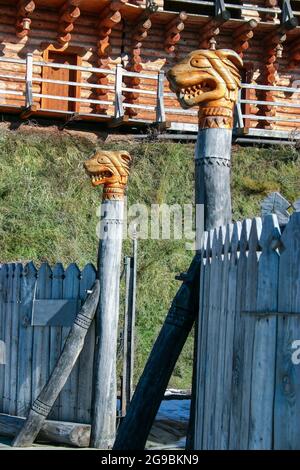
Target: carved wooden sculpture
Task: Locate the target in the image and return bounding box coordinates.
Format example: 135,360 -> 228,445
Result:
16,0 -> 35,38
168,49 -> 242,131
114,50 -> 242,451
84,150 -> 132,449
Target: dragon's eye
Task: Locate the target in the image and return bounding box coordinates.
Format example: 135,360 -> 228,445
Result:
191,57 -> 210,68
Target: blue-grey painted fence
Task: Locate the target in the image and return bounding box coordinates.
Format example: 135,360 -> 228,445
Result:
195,210 -> 300,450
0,262 -> 96,424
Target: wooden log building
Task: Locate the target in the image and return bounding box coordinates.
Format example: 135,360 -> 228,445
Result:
0,0 -> 300,140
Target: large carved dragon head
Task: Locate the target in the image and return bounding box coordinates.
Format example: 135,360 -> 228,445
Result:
84,150 -> 132,200
167,49 -> 243,128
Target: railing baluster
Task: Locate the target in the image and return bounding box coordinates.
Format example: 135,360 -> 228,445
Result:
234,88 -> 244,129
156,70 -> 165,124
115,64 -> 124,119
25,53 -> 33,108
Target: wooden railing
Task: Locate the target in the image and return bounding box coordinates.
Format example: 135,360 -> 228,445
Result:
1,55 -> 300,135
168,0 -> 300,17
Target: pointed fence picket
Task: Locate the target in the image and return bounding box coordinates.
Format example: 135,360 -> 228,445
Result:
195,212 -> 300,450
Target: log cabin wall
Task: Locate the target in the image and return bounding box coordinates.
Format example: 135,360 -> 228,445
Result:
0,0 -> 299,136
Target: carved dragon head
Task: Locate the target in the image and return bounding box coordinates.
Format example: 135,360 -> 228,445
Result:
167,49 -> 243,128
84,150 -> 132,200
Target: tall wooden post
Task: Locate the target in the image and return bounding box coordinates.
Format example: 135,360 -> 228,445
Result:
114,49 -> 242,450
84,150 -> 132,449
169,48 -> 243,449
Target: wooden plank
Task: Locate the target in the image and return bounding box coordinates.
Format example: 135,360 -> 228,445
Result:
17,262 -> 37,417
202,228 -> 223,450
249,215 -> 280,449
76,263 -> 97,424
31,299 -> 80,326
274,212 -> 300,449
239,218 -> 261,449
31,263 -> 52,403
223,222 -> 241,449
194,232 -> 211,449
229,220 -> 251,449
48,263 -> 64,421
9,264 -> 23,416
60,263 -> 81,423
214,223 -> 233,449
0,413 -> 90,448
3,264 -> 15,414
0,265 -> 8,413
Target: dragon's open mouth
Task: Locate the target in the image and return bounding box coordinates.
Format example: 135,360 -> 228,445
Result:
90,170 -> 113,185
178,81 -> 212,101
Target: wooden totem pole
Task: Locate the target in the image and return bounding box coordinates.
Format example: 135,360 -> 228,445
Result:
84,150 -> 132,449
114,50 -> 242,450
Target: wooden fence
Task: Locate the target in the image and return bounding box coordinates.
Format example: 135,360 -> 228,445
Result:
0,262 -> 96,424
195,210 -> 300,449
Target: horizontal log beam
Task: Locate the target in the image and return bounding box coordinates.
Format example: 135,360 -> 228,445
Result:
17,0 -> 35,18
0,413 -> 91,448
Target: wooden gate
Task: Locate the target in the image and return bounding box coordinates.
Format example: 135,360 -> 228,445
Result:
0,262 -> 96,424
195,211 -> 300,450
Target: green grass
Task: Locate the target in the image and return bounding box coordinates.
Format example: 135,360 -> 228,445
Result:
0,128 -> 299,388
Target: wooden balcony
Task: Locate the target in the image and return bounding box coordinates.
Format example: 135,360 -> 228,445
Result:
0,54 -> 300,141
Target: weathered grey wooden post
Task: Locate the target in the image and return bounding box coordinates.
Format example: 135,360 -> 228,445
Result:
168,49 -> 243,449
84,150 -> 132,449
114,49 -> 242,450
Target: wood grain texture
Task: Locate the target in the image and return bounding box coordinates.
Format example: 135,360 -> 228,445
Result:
12,280 -> 99,447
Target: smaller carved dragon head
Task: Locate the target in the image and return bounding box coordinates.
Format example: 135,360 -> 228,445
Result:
167,49 -> 243,128
84,150 -> 132,200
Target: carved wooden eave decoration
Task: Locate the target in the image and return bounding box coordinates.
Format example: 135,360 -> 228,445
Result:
16,0 -> 36,39
57,0 -> 81,46
124,9 -> 154,117
198,15 -> 229,50
258,30 -> 287,129
96,0 -> 128,113
97,0 -> 128,61
233,19 -> 258,58
164,12 -> 187,54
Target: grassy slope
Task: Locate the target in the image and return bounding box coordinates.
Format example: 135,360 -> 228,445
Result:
0,129 -> 299,388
